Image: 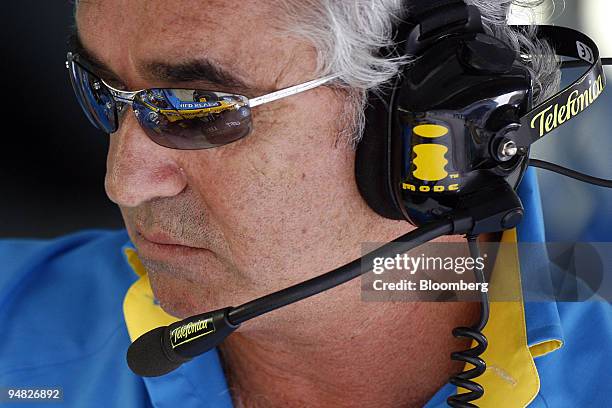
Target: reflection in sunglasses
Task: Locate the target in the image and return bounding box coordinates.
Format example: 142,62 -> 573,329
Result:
132,89 -> 252,148
138,90 -> 244,122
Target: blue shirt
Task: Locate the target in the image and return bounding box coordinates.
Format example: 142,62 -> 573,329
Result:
1,168 -> 611,407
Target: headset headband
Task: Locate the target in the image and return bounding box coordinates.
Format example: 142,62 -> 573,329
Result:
514,26 -> 607,148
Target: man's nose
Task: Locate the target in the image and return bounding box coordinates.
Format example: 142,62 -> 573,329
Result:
105,114 -> 187,208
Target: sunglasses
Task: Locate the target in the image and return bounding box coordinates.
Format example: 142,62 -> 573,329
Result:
65,52 -> 338,150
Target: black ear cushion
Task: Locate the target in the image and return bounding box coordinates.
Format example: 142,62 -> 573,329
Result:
355,91 -> 404,220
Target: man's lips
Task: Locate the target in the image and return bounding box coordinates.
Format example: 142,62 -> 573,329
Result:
138,229 -> 188,246
135,228 -> 205,254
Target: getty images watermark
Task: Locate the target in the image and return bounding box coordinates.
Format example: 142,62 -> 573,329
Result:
371,253 -> 488,293
360,242 -> 612,302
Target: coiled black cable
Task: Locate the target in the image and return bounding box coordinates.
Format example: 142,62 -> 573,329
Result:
447,235 -> 489,408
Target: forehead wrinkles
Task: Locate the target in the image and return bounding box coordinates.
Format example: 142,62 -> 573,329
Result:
76,0 -> 306,88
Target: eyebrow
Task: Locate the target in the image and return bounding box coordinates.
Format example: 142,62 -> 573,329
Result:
69,30 -> 257,94
143,60 -> 254,93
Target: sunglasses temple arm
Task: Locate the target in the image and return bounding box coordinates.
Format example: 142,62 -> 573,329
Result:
248,75 -> 340,108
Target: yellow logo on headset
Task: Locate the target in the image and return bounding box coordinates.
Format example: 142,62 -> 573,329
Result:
412,124 -> 449,182
413,145 -> 449,181
413,124 -> 449,139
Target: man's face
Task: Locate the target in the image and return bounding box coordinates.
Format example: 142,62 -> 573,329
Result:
76,0 -> 403,319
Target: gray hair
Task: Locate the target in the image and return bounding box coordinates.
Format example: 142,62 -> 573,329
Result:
276,0 -> 561,146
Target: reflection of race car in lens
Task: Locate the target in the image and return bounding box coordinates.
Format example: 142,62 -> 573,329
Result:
134,88 -> 253,146
137,89 -> 246,125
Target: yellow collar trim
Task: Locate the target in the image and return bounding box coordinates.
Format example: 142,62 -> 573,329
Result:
471,229 -> 561,407
122,231 -> 561,407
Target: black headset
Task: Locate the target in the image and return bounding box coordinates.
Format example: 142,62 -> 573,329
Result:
127,2 -> 611,407
357,0 -> 607,225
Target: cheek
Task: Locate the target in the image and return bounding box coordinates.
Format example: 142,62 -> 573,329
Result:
186,94 -> 356,257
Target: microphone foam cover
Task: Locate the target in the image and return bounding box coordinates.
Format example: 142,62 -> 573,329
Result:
127,327 -> 184,377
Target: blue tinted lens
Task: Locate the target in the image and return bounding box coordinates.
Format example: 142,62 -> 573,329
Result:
68,58 -> 117,133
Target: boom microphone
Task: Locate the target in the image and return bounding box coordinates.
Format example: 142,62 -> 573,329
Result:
127,309 -> 237,377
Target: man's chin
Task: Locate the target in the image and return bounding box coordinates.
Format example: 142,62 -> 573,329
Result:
142,260 -> 226,319
147,270 -> 214,318
137,253 -> 268,321
157,298 -> 198,320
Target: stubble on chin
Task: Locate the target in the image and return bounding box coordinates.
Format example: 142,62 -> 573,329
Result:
139,255 -> 251,319
141,257 -> 213,318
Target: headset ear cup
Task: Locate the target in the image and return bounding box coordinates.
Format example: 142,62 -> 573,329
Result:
355,91 -> 404,220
